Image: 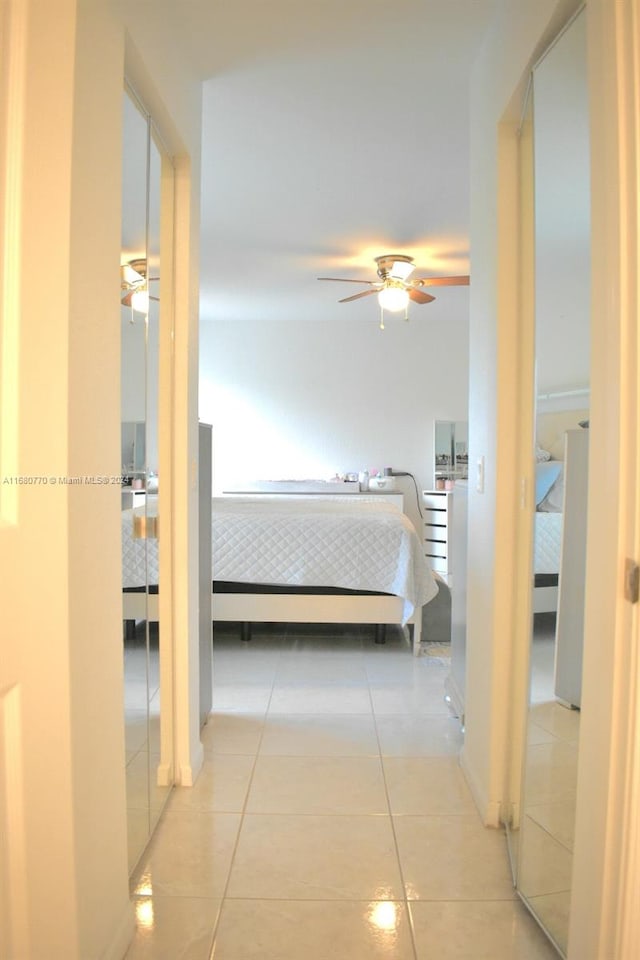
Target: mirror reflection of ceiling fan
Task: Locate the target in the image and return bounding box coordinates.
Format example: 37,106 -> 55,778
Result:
318,254 -> 469,327
120,258 -> 159,312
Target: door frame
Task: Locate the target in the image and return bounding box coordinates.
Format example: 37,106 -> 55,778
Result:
568,0 -> 640,956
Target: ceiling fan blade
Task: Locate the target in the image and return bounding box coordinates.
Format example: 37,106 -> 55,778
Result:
318,277 -> 377,284
409,288 -> 436,304
414,275 -> 470,288
339,289 -> 378,303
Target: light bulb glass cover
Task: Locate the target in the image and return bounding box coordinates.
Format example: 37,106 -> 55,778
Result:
377,284 -> 409,312
131,288 -> 149,313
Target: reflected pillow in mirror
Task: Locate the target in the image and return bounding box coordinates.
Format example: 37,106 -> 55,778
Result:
535,444 -> 551,462
535,461 -> 562,506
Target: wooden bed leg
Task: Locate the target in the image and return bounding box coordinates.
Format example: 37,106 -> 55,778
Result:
375,624 -> 386,644
241,621 -> 252,643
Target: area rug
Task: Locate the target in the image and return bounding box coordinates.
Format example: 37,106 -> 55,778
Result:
420,642 -> 452,663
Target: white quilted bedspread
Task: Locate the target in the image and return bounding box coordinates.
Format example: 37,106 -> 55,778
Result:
122,496 -> 438,622
121,503 -> 159,589
534,510 -> 563,574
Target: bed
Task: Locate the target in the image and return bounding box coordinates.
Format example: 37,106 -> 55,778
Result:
533,454 -> 564,613
122,495 -> 439,655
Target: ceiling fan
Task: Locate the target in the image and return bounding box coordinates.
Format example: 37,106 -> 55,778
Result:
120,258 -> 159,311
318,254 -> 469,326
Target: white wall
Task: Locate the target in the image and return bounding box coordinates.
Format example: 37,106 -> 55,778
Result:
199,309 -> 469,533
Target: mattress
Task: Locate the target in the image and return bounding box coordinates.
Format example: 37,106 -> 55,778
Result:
534,510 -> 563,575
122,495 -> 438,622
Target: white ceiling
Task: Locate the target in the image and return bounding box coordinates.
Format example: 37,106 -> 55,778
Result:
161,0 -> 498,324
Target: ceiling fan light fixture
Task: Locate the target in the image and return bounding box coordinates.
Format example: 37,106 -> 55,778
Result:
377,283 -> 409,312
389,259 -> 415,281
121,263 -> 144,286
130,287 -> 149,313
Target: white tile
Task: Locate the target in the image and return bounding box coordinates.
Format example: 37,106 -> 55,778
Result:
168,755 -> 255,813
124,897 -> 220,960
227,814 -> 404,900
127,808 -> 151,873
211,683 -> 273,712
246,756 -> 388,814
383,757 -> 476,816
527,797 -> 576,851
124,628 -> 562,960
201,712 -> 265,756
527,720 -> 557,746
274,656 -> 368,684
518,815 -> 573,900
133,811 -> 241,898
125,709 -> 150,758
259,714 -> 380,757
364,654 -> 446,681
410,900 -> 560,959
529,701 -> 580,743
268,684 -> 372,714
286,623 -> 365,650
212,899 -> 415,959
525,890 -> 571,956
393,815 -> 516,901
369,680 -> 450,716
212,657 -> 281,684
522,739 -> 578,805
376,716 -> 463,756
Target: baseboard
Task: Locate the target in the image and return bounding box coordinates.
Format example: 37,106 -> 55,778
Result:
459,746 -> 502,827
179,739 -> 204,786
100,899 -> 135,960
156,761 -> 174,787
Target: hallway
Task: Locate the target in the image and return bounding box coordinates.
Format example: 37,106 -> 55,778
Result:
125,625 -> 558,959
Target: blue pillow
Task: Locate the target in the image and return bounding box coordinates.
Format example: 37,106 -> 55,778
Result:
535,461 -> 562,506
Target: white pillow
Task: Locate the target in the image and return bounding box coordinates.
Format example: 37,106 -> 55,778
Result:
535,444 -> 551,462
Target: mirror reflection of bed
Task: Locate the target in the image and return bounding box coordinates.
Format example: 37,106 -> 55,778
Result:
531,408 -> 589,706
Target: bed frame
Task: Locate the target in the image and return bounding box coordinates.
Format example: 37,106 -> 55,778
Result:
123,487 -> 427,655
123,588 -> 423,655
533,573 -> 559,614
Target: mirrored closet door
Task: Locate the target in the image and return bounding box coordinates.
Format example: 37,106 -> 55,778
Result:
121,86 -> 173,872
514,8 -> 590,956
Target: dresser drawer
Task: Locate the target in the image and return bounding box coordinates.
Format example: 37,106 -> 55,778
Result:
423,492 -> 450,510
425,555 -> 449,573
423,508 -> 448,526
424,530 -> 449,552
422,490 -> 452,575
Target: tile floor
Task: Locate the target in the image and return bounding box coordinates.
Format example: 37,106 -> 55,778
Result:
125,625 -> 169,872
516,613 -> 580,955
125,623 -> 560,960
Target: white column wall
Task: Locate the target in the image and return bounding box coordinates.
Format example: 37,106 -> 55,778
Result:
464,0 -> 581,819
0,1 -> 202,957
